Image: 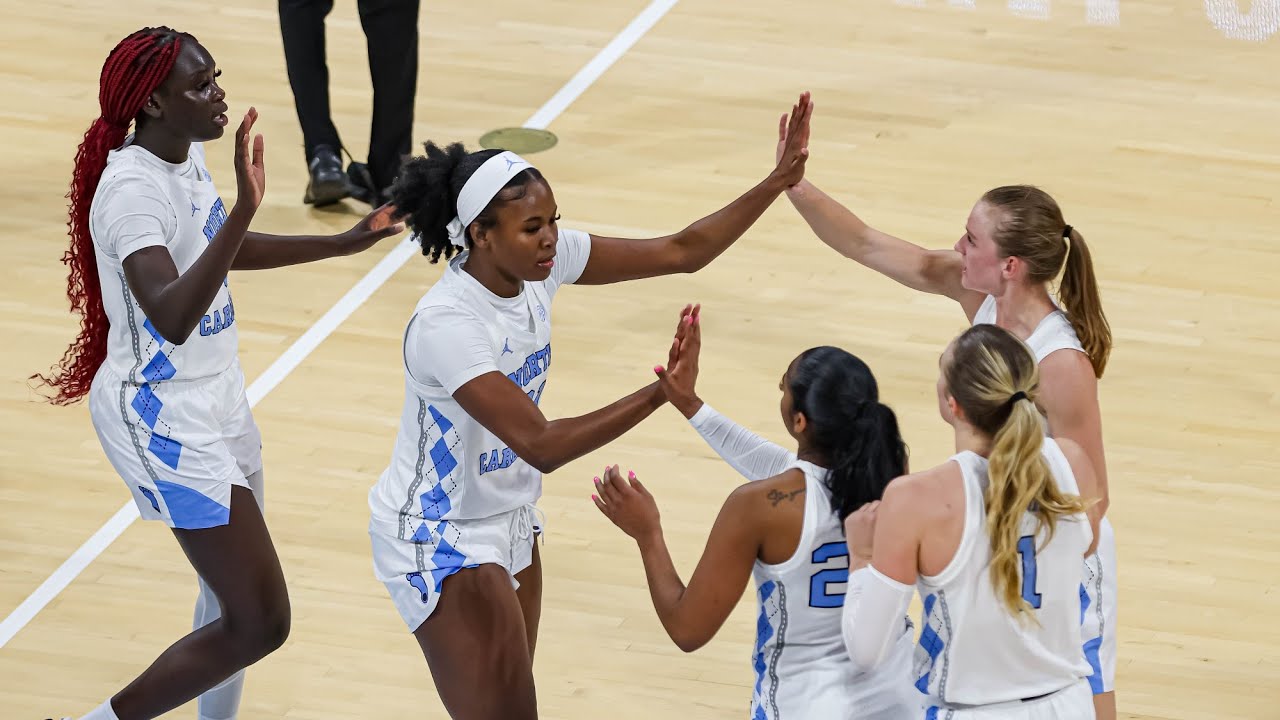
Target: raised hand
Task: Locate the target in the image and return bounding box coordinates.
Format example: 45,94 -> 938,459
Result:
234,107 -> 265,211
772,92 -> 812,189
655,303 -> 702,419
338,203 -> 408,256
592,465 -> 662,545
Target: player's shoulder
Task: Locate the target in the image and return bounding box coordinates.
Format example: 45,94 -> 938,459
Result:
880,464 -> 957,519
1038,344 -> 1094,376
1045,436 -> 1089,474
726,467 -> 808,517
97,147 -> 170,197
723,467 -> 808,536
408,289 -> 496,353
1036,350 -> 1097,414
557,226 -> 590,244
414,291 -> 486,330
734,467 -> 807,501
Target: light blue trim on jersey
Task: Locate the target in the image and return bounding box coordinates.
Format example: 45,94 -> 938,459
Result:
915,591 -> 953,702
751,581 -> 778,720
130,318 -> 184,470
420,405 -> 458,520
916,593 -> 944,694
750,580 -> 790,720
1079,581 -> 1105,692
1079,583 -> 1090,626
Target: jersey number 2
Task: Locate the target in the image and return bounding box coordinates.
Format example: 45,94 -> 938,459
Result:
1017,534 -> 1043,609
809,542 -> 848,608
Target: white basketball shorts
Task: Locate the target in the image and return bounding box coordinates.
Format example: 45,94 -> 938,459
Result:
89,360 -> 262,530
369,503 -> 543,632
925,680 -> 1095,719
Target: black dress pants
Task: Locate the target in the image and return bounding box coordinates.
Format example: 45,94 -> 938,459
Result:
279,0 -> 420,190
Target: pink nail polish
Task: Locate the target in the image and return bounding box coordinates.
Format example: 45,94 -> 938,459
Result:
654,365 -> 664,374
628,471 -> 636,480
592,494 -> 598,502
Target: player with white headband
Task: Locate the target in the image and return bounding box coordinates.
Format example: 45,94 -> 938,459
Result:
367,93 -> 813,719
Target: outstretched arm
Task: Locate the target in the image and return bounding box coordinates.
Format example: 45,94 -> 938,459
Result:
689,405 -> 797,481
454,373 -> 666,475
777,109 -> 985,317
573,93 -> 813,285
438,306 -> 696,474
594,465 -> 762,653
786,181 -> 972,301
232,204 -> 405,270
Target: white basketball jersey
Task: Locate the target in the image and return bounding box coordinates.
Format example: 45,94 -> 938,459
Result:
972,296 -> 1083,362
751,460 -> 915,720
369,230 -> 589,538
90,142 -> 239,384
913,440 -> 1093,708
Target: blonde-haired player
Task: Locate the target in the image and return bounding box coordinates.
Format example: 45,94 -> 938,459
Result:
842,325 -> 1103,719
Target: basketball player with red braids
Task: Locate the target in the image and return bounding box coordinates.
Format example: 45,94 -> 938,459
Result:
34,28 -> 403,720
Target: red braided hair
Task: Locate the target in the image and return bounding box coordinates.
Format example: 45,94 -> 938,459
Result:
34,27 -> 187,404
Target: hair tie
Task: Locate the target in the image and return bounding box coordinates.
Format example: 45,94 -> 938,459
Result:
1062,224 -> 1073,239
1007,390 -> 1028,407
446,151 -> 534,248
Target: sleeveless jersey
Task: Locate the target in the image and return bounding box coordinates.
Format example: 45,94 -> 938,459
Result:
913,440 -> 1093,708
751,460 -> 915,720
971,295 -> 1083,362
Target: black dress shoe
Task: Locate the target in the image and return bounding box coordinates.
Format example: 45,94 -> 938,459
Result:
346,161 -> 391,207
304,144 -> 349,206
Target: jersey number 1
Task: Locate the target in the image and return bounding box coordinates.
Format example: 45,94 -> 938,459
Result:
1017,534 -> 1043,609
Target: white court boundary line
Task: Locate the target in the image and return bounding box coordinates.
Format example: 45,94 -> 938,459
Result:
0,0 -> 680,650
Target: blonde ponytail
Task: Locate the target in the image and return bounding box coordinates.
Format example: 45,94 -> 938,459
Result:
986,397 -> 1088,617
944,325 -> 1091,619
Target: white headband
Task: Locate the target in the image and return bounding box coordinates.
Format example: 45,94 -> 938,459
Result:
445,151 -> 534,248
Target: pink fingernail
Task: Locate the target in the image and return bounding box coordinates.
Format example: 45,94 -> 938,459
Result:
594,477 -> 600,483
592,494 -> 599,502
654,365 -> 664,374
628,471 -> 636,480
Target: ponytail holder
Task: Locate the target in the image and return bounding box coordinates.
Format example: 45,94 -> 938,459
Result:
1061,224 -> 1073,239
1008,390 -> 1028,407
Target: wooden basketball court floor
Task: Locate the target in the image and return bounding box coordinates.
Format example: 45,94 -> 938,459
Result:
2,0 -> 1278,717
